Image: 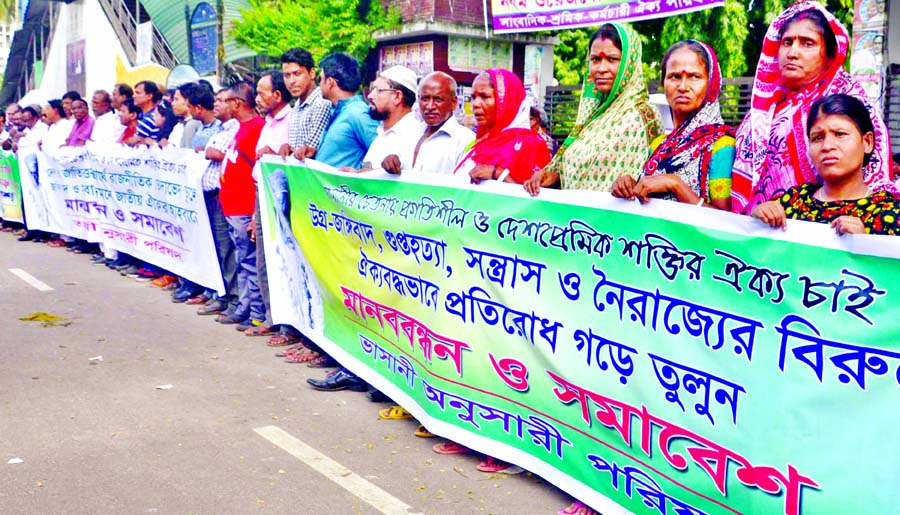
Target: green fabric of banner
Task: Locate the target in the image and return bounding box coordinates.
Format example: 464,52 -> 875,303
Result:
262,160 -> 900,515
0,151 -> 23,222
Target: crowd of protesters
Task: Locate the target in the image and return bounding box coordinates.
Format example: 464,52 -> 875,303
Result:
3,2 -> 900,513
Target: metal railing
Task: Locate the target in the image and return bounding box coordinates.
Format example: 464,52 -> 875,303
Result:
543,77 -> 754,143
96,0 -> 178,70
885,67 -> 900,153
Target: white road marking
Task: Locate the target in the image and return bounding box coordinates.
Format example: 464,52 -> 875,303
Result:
8,268 -> 54,291
254,425 -> 424,515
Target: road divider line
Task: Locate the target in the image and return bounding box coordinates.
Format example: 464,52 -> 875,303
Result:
8,268 -> 54,291
254,425 -> 423,515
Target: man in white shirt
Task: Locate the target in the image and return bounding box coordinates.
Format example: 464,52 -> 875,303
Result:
349,65 -> 420,173
40,100 -> 74,153
381,71 -> 474,175
14,105 -> 50,242
89,90 -> 125,143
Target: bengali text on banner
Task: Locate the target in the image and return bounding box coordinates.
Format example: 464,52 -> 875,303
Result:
0,150 -> 23,223
490,0 -> 725,33
259,156 -> 900,515
20,144 -> 224,293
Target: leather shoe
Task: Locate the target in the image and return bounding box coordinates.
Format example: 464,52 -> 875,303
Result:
307,368 -> 367,392
366,388 -> 392,403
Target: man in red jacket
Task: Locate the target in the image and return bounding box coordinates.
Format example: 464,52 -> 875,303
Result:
218,81 -> 266,328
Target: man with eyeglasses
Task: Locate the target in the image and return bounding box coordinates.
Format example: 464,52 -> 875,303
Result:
381,71 -> 474,175
345,65 -> 420,173
313,53 -> 379,169
195,88 -> 241,318
217,82 -> 266,330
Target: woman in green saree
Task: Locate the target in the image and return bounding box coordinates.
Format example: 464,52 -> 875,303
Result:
524,22 -> 663,196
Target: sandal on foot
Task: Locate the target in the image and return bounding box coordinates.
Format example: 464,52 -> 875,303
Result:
275,344 -> 306,358
557,501 -> 598,515
477,457 -> 523,474
378,406 -> 412,420
307,354 -> 340,368
285,350 -> 320,364
415,425 -> 436,438
265,332 -> 298,344
432,441 -> 472,455
247,325 -> 276,337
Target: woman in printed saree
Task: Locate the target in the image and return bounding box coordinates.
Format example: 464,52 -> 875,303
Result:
730,1 -> 894,215
611,40 -> 735,210
454,68 -> 551,184
752,94 -> 900,236
524,22 -> 663,196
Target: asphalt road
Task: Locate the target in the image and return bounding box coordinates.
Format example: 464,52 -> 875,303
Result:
0,232 -> 576,515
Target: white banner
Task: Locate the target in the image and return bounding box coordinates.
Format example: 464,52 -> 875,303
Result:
21,144 -> 225,293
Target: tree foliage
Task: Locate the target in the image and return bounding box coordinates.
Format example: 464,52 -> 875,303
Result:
551,0 -> 856,84
231,0 -> 401,62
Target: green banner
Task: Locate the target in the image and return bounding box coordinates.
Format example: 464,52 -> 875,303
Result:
261,158 -> 900,515
0,150 -> 23,223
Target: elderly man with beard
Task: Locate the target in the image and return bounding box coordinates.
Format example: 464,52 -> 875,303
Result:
381,71 -> 474,175
342,65 -> 420,173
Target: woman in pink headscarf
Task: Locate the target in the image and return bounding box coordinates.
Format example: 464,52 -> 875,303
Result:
454,69 -> 551,184
730,1 -> 894,214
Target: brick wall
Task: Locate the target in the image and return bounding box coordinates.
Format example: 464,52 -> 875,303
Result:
386,0 -> 487,25
434,0 -> 487,25
389,0 -> 435,21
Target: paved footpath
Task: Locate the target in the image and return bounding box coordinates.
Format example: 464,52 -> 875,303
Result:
0,231 -> 576,515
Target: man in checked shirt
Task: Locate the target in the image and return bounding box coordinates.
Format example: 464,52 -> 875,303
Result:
278,47 -> 332,161
268,48 -> 333,348
195,88 -> 241,318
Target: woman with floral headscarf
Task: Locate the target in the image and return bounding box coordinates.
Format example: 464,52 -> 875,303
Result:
730,0 -> 894,214
454,68 -> 551,184
611,40 -> 735,210
524,22 -> 663,196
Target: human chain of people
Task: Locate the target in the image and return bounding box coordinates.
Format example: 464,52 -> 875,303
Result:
1,1 -> 899,514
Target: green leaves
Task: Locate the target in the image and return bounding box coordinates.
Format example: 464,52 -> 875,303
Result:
550,1 -> 858,84
231,0 -> 401,62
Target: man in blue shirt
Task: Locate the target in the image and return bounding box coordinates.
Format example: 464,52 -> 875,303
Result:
314,53 -> 378,169
306,53 -> 379,393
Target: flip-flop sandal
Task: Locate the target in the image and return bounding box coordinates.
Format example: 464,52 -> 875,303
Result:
414,425 -> 436,438
285,350 -> 320,364
378,406 -> 412,420
477,457 -> 524,474
267,333 -> 300,346
557,501 -> 598,515
275,344 -> 306,358
432,441 -> 472,455
307,355 -> 340,368
248,325 -> 277,337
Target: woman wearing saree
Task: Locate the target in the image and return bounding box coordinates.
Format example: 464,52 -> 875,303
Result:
524,23 -> 663,196
611,40 -> 735,210
730,1 -> 894,214
752,93 -> 900,235
454,68 -> 551,184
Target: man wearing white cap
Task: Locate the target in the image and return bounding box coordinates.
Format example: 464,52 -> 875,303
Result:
349,65 -> 421,173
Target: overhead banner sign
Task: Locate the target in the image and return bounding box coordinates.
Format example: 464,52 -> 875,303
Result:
259,158 -> 900,515
20,144 -> 224,293
491,0 -> 725,33
0,150 -> 23,223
